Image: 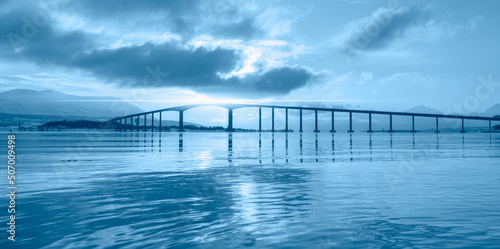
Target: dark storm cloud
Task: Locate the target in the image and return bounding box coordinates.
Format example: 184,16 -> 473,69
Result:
1,0 -> 265,40
72,42 -> 239,88
339,6 -> 427,51
0,0 -> 93,57
64,0 -> 202,35
213,18 -> 264,40
0,12 -> 94,63
59,0 -> 264,39
0,9 -> 312,96
69,44 -> 312,96
67,0 -> 200,16
247,67 -> 313,94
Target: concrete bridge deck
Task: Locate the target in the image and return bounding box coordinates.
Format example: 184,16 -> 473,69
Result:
107,104 -> 500,133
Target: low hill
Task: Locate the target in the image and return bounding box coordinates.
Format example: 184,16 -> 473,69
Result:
404,105 -> 442,114
0,89 -> 143,117
482,104 -> 500,117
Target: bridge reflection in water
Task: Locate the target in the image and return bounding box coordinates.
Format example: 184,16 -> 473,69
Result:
108,104 -> 500,133
118,132 -> 496,164
12,132 -> 500,249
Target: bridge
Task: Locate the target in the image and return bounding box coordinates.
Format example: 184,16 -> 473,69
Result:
107,104 -> 500,133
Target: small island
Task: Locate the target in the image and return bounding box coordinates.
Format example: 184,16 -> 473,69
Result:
37,119 -> 282,132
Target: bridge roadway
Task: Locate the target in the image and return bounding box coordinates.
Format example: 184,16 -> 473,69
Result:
107,104 -> 500,133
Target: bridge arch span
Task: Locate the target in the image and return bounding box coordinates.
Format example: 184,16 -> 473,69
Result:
108,103 -> 500,133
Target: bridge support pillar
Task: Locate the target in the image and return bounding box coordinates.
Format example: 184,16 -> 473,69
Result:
227,109 -> 234,132
411,116 -> 416,132
135,117 -> 139,131
367,113 -> 373,133
143,114 -> 146,131
299,108 -> 303,132
159,112 -> 162,132
435,117 -> 440,133
460,118 -> 465,133
330,111 -> 336,132
489,120 -> 492,132
348,112 -> 354,132
285,108 -> 289,132
178,111 -> 185,132
314,110 -> 320,132
388,114 -> 394,132
151,113 -> 154,131
258,107 -> 262,132
271,107 -> 275,132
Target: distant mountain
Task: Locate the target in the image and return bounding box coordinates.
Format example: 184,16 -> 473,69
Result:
404,105 -> 443,114
0,89 -> 143,117
482,104 -> 500,117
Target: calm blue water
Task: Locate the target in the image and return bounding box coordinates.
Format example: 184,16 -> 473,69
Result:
1,131 -> 500,248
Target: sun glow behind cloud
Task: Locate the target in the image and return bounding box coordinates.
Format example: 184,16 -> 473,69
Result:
190,35 -> 306,80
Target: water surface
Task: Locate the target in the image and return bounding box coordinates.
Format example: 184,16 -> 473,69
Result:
1,132 -> 499,248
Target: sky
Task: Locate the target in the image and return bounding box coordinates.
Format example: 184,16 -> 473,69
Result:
1,0 -> 500,127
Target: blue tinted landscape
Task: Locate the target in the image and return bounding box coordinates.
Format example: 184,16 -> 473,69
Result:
1,132 -> 500,248
2,0 -> 500,248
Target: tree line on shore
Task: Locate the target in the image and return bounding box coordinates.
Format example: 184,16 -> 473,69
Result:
38,119 -> 500,132
38,120 -> 255,131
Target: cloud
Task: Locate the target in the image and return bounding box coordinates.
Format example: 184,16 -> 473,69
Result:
0,0 -> 316,97
332,4 -> 465,56
72,42 -> 238,86
333,6 -> 426,51
405,20 -> 458,43
0,0 -> 270,41
378,72 -> 425,85
467,15 -> 485,31
241,66 -> 313,94
63,0 -> 203,34
77,43 -> 313,96
0,11 -> 312,97
327,0 -> 374,4
358,72 -> 373,83
56,0 -> 270,40
213,17 -> 264,39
